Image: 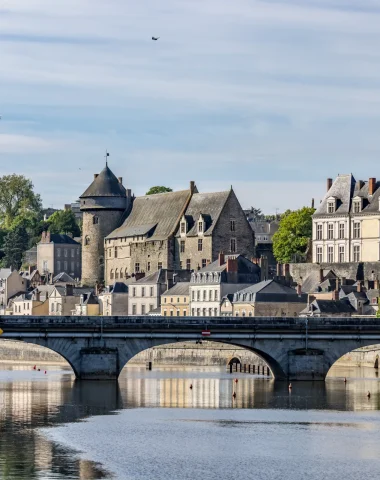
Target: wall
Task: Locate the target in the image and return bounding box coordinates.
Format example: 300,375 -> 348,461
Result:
176,235 -> 213,272
161,296 -> 189,316
55,244 -> 81,278
0,340 -> 66,364
37,243 -> 54,274
129,341 -> 267,367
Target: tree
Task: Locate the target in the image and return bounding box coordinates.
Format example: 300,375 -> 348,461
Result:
146,186 -> 173,195
0,174 -> 42,228
47,210 -> 81,237
2,224 -> 29,270
272,207 -> 315,264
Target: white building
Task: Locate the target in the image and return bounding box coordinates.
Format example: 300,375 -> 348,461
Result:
0,269 -> 27,314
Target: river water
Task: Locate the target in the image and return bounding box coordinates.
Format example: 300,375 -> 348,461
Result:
1,363 -> 380,480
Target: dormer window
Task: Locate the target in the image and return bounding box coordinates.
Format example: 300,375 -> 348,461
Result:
353,197 -> 362,213
198,221 -> 203,233
327,200 -> 336,213
180,217 -> 187,235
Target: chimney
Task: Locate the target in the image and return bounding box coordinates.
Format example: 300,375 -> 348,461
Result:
94,173 -> 99,180
276,263 -> 282,276
332,289 -> 339,301
218,252 -> 225,266
65,284 -> 74,296
190,181 -> 195,193
327,178 -> 333,191
259,256 -> 269,281
46,231 -> 51,243
374,278 -> 379,290
296,284 -> 302,296
357,281 -> 362,293
369,177 -> 376,196
319,268 -> 324,284
284,263 -> 290,279
41,231 -> 46,243
135,272 -> 145,281
311,198 -> 315,209
226,257 -> 238,273
341,277 -> 346,286
28,265 -> 36,275
35,290 -> 40,302
166,270 -> 174,290
118,177 -> 123,184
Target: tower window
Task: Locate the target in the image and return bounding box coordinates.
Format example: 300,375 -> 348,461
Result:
230,220 -> 235,232
198,221 -> 203,233
186,259 -> 191,270
180,222 -> 186,234
230,238 -> 237,253
115,268 -> 119,280
85,236 -> 90,246
93,216 -> 99,225
114,247 -> 118,258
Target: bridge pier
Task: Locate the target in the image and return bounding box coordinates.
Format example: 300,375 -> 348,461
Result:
287,349 -> 329,381
79,347 -> 119,380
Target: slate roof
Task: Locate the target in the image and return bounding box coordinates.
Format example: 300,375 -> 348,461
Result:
40,234 -> 80,245
53,272 -> 76,284
314,174 -> 380,217
163,282 -> 190,296
0,268 -> 12,279
107,189 -> 191,240
309,299 -> 355,314
134,269 -> 167,285
233,280 -> 306,303
80,165 -> 126,198
181,191 -> 230,236
103,282 -> 129,294
198,255 -> 260,274
53,286 -> 93,297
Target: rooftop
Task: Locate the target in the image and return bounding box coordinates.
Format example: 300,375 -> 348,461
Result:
80,165 -> 126,198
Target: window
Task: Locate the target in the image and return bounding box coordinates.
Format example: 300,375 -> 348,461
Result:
353,201 -> 361,213
51,303 -> 55,312
198,239 -> 203,251
180,261 -> 183,270
202,259 -> 207,268
327,224 -> 334,240
115,268 -> 119,279
327,245 -> 334,263
339,245 -> 345,262
85,236 -> 90,246
176,310 -> 180,316
170,310 -> 173,316
142,287 -> 145,297
202,308 -> 206,316
150,287 -> 154,296
316,246 -> 322,263
230,220 -> 235,232
353,245 -> 360,262
214,308 -> 218,316
147,262 -> 151,272
120,269 -> 124,279
192,308 -> 195,316
57,261 -> 61,271
339,223 -> 345,239
203,290 -> 206,301
209,290 -> 212,301
132,287 -> 136,297
141,305 -> 146,315
158,262 -> 162,270
57,248 -> 61,257
64,261 -> 68,271
327,201 -> 335,213
316,224 -> 322,240
230,238 -> 236,253
132,304 -> 137,315
71,261 -> 74,272
110,269 -> 114,280
198,221 -> 203,233
149,305 -> 154,312
180,222 -> 186,234
197,290 -> 200,301
183,310 -> 187,316
163,310 -> 167,316
71,249 -> 75,258
214,289 -> 218,301
186,259 -> 191,271
109,249 -> 112,258
180,241 -> 185,253
77,249 -> 80,256
192,290 -> 195,301
63,249 -> 67,257
135,263 -> 140,273
353,222 -> 361,239
93,216 -> 99,224
114,247 -> 118,258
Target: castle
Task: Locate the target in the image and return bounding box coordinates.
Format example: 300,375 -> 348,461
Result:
80,164 -> 255,286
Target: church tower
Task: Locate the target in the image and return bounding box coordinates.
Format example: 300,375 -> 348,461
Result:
80,163 -> 131,286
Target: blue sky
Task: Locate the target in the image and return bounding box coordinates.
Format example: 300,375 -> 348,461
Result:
1,0 -> 380,212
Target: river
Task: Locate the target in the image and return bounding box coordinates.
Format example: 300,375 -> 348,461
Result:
1,363 -> 380,479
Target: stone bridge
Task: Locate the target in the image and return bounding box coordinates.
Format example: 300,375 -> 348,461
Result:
1,316 -> 380,381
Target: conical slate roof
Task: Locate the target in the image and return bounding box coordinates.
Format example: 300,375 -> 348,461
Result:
80,165 -> 126,198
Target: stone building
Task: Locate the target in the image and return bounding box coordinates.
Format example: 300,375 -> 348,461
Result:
98,282 -> 129,316
48,285 -> 93,316
37,232 -> 81,279
128,269 -> 169,316
312,175 -> 380,264
104,182 -> 255,285
189,254 -> 260,316
80,165 -> 133,286
232,280 -> 307,317
161,282 -> 190,316
0,269 -> 27,314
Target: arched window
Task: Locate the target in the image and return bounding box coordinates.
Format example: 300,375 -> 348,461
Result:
115,268 -> 119,280
93,216 -> 99,225
125,267 -> 128,278
248,311 -> 253,317
110,269 -> 114,280
120,269 -> 124,279
85,236 -> 90,246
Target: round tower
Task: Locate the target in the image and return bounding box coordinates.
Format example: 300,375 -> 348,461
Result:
80,164 -> 128,286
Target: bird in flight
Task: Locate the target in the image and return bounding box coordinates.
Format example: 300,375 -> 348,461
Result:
152,36 -> 160,41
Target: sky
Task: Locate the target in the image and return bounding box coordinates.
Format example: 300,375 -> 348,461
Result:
1,0 -> 380,213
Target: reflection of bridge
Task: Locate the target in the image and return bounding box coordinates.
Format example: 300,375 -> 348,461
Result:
1,316 -> 380,381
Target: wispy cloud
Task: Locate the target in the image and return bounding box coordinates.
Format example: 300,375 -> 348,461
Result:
1,0 -> 380,210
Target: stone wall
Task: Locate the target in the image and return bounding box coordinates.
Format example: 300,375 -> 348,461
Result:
129,341 -> 267,367
0,340 -> 67,364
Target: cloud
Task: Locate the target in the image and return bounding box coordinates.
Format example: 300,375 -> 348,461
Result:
1,0 -> 380,211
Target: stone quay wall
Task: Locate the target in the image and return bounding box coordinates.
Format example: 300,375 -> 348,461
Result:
0,340 -> 66,364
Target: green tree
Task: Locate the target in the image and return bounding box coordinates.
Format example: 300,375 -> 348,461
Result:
47,210 -> 81,237
146,186 -> 173,195
2,224 -> 29,270
0,174 -> 42,228
272,207 -> 315,264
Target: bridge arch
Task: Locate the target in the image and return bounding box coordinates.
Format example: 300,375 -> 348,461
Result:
0,338 -> 79,377
326,342 -> 380,378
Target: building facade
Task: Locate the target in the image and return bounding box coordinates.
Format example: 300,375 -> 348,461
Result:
128,270 -> 172,316
37,232 -> 81,279
161,282 -> 190,316
98,282 -> 129,316
313,175 -> 380,264
0,269 -> 27,314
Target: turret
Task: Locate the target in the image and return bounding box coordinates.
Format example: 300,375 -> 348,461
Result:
80,164 -> 131,286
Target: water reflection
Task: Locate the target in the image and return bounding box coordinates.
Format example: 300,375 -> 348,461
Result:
0,362 -> 380,479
